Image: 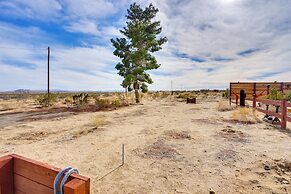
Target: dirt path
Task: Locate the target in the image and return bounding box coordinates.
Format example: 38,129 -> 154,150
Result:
0,97 -> 290,193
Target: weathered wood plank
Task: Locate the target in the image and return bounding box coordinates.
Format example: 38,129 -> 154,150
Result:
256,99 -> 282,106
11,154 -> 89,189
0,155 -> 13,194
14,174 -> 53,194
11,154 -> 90,194
257,108 -> 282,119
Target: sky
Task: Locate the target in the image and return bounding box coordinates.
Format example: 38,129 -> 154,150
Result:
0,0 -> 291,91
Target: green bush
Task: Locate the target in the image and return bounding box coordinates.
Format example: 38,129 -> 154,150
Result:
111,99 -> 121,107
223,88 -> 230,98
36,93 -> 57,107
266,88 -> 291,101
284,92 -> 291,101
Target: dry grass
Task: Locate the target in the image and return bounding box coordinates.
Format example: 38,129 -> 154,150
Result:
164,130 -> 192,140
217,101 -> 233,112
0,99 -> 25,111
95,116 -> 106,128
136,139 -> 180,159
230,107 -> 260,124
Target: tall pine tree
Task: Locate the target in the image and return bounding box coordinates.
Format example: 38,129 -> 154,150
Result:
111,3 -> 167,103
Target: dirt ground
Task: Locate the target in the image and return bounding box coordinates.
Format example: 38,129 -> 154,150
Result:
0,96 -> 290,194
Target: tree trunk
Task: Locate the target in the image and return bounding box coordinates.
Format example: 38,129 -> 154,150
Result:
134,81 -> 140,103
134,88 -> 140,103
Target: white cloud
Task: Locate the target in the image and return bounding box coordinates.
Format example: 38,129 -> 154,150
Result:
0,0 -> 291,91
65,20 -> 100,35
0,0 -> 62,20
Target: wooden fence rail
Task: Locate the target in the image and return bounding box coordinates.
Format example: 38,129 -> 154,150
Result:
255,99 -> 290,129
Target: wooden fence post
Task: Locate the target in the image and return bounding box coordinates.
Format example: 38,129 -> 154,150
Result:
229,83 -> 232,105
253,83 -> 256,108
267,85 -> 270,95
281,100 -> 287,129
280,82 -> 284,92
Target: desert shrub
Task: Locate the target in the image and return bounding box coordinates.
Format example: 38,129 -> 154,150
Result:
95,116 -> 106,128
284,92 -> 291,101
176,92 -> 196,99
160,92 -> 170,98
266,88 -> 291,101
36,93 -> 57,107
266,88 -> 284,100
217,101 -> 232,112
230,107 -> 260,124
64,97 -> 73,105
111,99 -> 121,107
222,88 -> 230,98
148,92 -> 160,99
95,98 -> 111,108
72,93 -> 90,106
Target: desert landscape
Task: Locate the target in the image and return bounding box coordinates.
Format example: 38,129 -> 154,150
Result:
1,1 -> 291,193
0,92 -> 290,194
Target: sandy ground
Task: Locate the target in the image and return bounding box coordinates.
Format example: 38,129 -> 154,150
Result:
0,96 -> 290,194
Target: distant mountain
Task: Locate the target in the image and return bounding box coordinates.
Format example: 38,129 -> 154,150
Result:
13,89 -> 32,93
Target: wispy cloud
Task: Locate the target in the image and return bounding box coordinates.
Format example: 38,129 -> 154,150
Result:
0,0 -> 291,91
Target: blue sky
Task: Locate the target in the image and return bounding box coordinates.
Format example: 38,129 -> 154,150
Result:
0,0 -> 291,91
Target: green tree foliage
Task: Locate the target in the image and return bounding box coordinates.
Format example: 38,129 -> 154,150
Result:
111,3 -> 167,103
266,88 -> 291,101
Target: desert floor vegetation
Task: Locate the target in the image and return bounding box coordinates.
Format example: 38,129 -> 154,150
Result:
0,91 -> 290,193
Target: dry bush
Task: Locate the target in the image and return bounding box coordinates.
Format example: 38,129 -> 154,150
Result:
230,107 -> 260,124
95,116 -> 106,128
36,93 -> 58,107
176,92 -> 196,99
217,101 -> 233,112
164,130 -> 192,140
72,116 -> 106,138
136,139 -> 179,159
0,100 -> 24,111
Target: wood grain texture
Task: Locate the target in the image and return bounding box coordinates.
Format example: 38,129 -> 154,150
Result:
0,156 -> 13,194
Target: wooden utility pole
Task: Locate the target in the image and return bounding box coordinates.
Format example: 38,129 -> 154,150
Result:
171,80 -> 174,95
47,46 -> 50,96
47,46 -> 50,106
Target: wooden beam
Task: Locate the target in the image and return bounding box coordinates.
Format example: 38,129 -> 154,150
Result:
0,155 -> 13,194
256,108 -> 282,119
256,99 -> 282,106
11,154 -> 90,194
64,179 -> 86,194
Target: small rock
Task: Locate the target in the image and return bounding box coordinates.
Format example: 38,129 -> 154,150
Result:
264,165 -> 271,171
209,188 -> 215,194
282,180 -> 289,184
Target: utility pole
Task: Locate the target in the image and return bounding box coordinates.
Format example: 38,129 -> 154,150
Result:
171,80 -> 173,95
47,46 -> 50,100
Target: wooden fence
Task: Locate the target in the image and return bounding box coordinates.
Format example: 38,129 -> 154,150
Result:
230,82 -> 291,106
256,99 -> 291,129
229,82 -> 291,129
